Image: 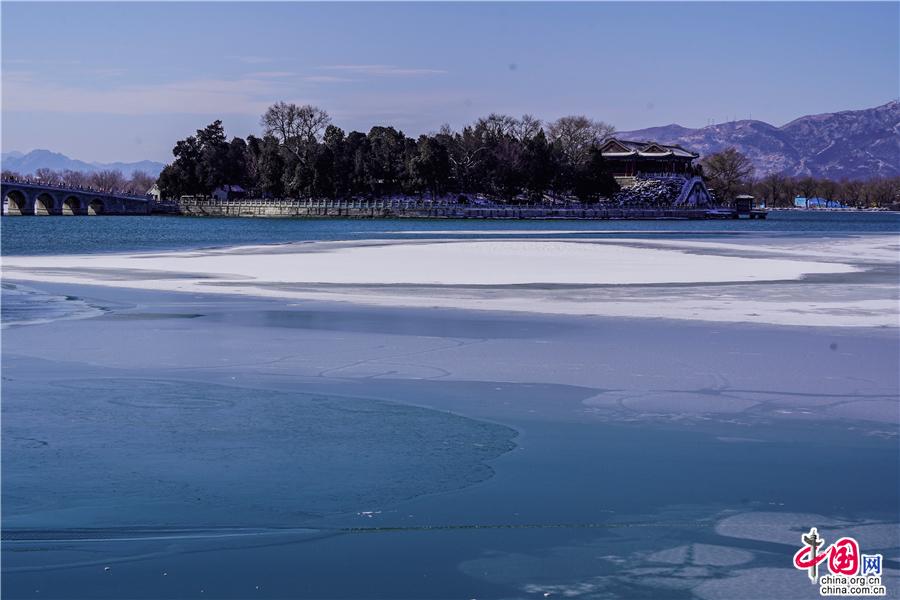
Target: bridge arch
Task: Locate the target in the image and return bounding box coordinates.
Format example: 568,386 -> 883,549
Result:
88,198 -> 105,215
62,195 -> 82,215
34,192 -> 56,215
4,189 -> 30,215
2,180 -> 150,215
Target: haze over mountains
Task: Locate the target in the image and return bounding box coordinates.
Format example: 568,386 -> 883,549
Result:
2,101 -> 897,182
619,101 -> 899,180
0,149 -> 164,178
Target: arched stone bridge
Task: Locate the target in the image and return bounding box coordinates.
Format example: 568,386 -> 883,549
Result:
1,179 -> 151,216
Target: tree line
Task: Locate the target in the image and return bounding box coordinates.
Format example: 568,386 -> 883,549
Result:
157,103 -> 621,203
0,167 -> 156,196
701,147 -> 899,208
749,173 -> 900,208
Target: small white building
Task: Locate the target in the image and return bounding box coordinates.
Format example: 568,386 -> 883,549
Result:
147,184 -> 161,201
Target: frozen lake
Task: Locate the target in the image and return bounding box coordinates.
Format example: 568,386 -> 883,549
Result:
2,283 -> 898,598
2,218 -> 898,598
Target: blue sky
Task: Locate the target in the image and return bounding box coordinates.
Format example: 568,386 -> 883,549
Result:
2,2 -> 897,163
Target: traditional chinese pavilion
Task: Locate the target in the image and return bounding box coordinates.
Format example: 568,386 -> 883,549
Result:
599,138 -> 699,177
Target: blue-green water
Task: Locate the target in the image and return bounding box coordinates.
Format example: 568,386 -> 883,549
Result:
2,210 -> 898,256
3,288 -> 898,599
2,213 -> 898,599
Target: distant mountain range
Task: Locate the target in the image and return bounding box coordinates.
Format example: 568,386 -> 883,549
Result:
1,149 -> 164,178
618,100 -> 899,180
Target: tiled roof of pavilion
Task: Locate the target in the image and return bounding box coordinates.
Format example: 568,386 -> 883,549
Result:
599,138 -> 699,159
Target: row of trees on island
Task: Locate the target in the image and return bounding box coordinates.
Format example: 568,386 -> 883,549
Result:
153,102 -> 898,208
157,103 -> 621,203
0,167 -> 156,196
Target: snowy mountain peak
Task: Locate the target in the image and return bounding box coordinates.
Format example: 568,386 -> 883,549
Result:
619,101 -> 899,179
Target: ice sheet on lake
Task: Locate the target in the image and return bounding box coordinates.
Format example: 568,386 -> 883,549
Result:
1,282 -> 105,327
716,511 -> 900,551
459,506 -> 899,599
2,378 -> 517,529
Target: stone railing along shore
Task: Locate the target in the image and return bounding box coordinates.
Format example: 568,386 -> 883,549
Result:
168,197 -> 718,219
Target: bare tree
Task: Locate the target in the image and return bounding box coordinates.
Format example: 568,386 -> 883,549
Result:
60,169 -> 91,188
444,126 -> 487,192
475,113 -> 518,140
512,114 -> 543,142
260,101 -> 297,147
475,113 -> 544,143
126,171 -> 156,195
297,105 -> 331,140
546,116 -> 616,166
815,178 -> 838,204
260,102 -> 331,158
34,168 -> 62,184
867,177 -> 900,208
756,173 -> 789,207
839,179 -> 865,208
90,169 -> 126,191
701,148 -> 754,203
796,176 -> 817,207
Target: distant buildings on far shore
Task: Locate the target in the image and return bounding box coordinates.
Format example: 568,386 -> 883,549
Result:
794,196 -> 849,209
